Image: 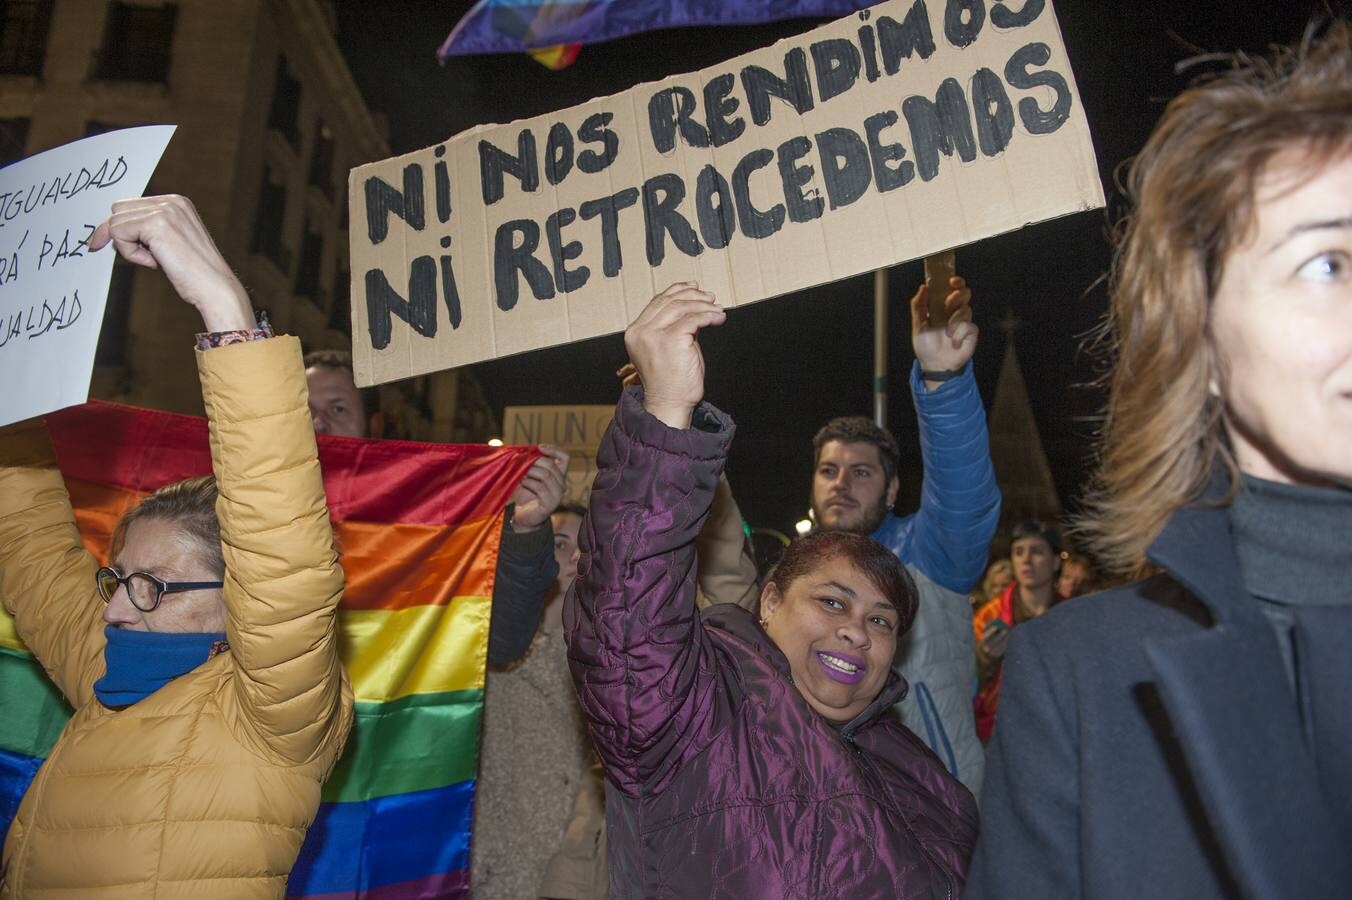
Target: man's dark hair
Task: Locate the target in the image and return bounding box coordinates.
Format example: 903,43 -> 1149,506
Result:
768,530 -> 918,635
812,417 -> 901,484
303,348 -> 378,416
553,503 -> 587,520
1011,520 -> 1062,557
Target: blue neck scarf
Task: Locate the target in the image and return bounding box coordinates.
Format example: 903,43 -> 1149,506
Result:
93,625 -> 227,708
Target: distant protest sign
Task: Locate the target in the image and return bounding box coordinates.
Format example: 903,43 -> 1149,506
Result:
503,404 -> 614,503
0,126 -> 175,426
350,0 -> 1102,387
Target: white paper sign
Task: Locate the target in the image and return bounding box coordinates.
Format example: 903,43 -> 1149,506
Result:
0,125 -> 175,427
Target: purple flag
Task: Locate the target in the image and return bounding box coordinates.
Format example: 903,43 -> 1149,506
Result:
438,0 -> 881,59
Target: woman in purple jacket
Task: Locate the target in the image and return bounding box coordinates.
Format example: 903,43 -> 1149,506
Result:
565,284 -> 977,898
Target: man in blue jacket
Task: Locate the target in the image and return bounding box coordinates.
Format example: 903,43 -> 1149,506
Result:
810,276 -> 999,797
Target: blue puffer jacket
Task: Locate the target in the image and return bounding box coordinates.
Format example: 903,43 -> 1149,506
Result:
870,361 -> 1000,797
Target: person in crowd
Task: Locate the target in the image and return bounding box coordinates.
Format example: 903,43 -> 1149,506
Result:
300,349 -> 566,666
0,195 -> 352,897
473,500 -> 593,899
969,24 -> 1352,899
809,277 -> 1000,796
1056,550 -> 1099,599
537,474 -> 761,900
973,557 -> 1014,610
568,282 -> 976,896
971,521 -> 1062,741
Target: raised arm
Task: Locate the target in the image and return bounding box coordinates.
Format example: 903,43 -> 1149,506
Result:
487,445 -> 567,666
901,278 -> 1000,594
0,422 -> 105,707
565,284 -> 734,795
90,196 -> 350,764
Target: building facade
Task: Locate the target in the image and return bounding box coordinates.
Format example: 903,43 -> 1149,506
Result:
0,0 -> 496,442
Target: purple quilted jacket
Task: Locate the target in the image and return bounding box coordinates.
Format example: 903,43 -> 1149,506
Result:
565,389 -> 978,899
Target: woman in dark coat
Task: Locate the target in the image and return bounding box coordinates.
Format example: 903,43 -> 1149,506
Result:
566,283 -> 977,898
968,23 -> 1352,900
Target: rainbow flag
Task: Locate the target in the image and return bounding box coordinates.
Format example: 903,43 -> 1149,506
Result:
0,400 -> 537,899
438,0 -> 880,59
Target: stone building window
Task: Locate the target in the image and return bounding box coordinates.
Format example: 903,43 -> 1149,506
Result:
267,57 -> 301,149
0,0 -> 53,76
308,120 -> 335,198
328,262 -> 350,334
96,2 -> 177,83
0,117 -> 29,166
252,166 -> 290,272
295,218 -> 324,300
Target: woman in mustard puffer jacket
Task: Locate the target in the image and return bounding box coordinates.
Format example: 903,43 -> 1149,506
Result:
0,196 -> 353,899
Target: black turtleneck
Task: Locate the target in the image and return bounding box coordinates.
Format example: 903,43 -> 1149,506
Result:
1229,473 -> 1352,696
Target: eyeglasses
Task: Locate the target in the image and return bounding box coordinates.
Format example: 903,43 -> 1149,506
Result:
95,566 -> 224,613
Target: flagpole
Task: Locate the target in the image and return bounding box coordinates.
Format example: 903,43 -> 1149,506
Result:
873,268 -> 888,430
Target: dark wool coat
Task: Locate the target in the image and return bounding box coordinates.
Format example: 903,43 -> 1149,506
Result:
968,477 -> 1352,899
566,389 -> 977,899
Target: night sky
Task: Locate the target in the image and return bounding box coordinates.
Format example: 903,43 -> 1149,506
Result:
333,0 -> 1333,538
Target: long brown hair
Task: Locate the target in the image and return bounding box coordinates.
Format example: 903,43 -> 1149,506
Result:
1079,21 -> 1352,578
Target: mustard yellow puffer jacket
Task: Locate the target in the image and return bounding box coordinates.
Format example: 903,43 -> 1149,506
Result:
0,337 -> 354,899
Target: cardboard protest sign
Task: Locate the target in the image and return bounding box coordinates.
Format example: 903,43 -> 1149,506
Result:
503,403 -> 614,503
350,0 -> 1102,387
0,126 -> 175,426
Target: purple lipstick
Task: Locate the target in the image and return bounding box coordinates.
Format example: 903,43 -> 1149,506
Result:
816,649 -> 866,685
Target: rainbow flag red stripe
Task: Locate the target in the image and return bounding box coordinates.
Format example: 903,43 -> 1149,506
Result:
0,401 -> 536,899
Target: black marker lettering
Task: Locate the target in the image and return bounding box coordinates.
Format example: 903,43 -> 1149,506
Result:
970,67 -> 1014,156
817,127 -> 873,210
544,122 -> 575,186
579,187 -> 639,277
777,136 -> 823,224
479,130 -> 540,205
546,206 -> 590,292
493,219 -> 555,310
811,38 -> 863,103
642,173 -> 702,266
577,112 -> 620,173
364,257 -> 438,350
732,148 -> 785,239
365,165 -> 426,244
704,73 -> 746,147
991,0 -> 1044,28
694,164 -> 735,250
1005,42 -> 1073,133
648,86 -> 710,153
903,78 -> 977,181
944,0 -> 986,48
877,2 -> 937,75
741,48 -> 815,127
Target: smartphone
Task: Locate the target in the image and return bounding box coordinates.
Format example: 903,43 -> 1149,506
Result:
923,250 -> 956,326
982,618 -> 1009,640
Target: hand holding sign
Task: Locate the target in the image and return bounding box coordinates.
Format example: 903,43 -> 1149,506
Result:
625,282 -> 725,430
910,275 -> 976,387
89,195 -> 253,333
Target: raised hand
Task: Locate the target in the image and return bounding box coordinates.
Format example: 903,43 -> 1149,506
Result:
910,276 -> 978,385
623,282 -> 725,429
510,445 -> 570,532
89,195 -> 254,333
